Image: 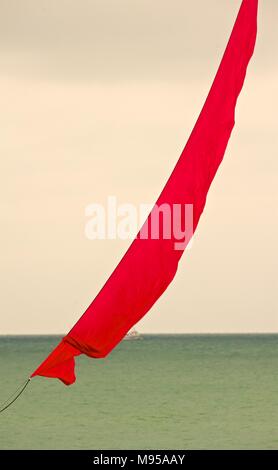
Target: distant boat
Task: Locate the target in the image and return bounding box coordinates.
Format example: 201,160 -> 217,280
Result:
124,329 -> 142,340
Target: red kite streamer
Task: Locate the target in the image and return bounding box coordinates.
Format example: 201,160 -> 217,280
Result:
31,0 -> 258,385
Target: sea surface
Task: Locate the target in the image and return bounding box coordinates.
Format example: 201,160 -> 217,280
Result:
0,334 -> 277,449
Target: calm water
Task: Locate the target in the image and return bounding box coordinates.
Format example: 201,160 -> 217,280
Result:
0,335 -> 277,449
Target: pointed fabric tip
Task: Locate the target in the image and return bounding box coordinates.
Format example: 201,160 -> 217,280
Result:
31,0 -> 258,385
31,340 -> 81,385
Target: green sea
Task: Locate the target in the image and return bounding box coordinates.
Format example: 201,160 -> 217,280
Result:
0,334 -> 277,449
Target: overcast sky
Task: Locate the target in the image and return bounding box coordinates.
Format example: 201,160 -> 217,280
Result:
0,0 -> 277,334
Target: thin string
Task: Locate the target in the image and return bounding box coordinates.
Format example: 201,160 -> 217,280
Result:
0,378 -> 31,414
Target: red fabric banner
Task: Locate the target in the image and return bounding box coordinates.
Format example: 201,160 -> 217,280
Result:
31,0 -> 258,385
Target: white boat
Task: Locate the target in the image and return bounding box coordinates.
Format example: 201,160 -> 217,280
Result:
124,329 -> 142,340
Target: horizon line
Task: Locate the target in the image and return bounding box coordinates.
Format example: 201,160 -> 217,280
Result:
0,332 -> 277,336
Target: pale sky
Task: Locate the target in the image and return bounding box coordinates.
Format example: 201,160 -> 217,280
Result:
0,0 -> 277,334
